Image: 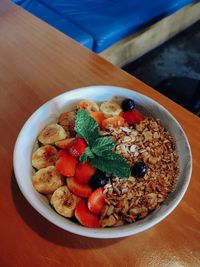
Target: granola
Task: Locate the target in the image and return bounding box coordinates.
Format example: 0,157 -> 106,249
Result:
100,118 -> 179,227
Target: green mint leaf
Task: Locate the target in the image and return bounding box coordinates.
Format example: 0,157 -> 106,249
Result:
80,147 -> 95,163
75,109 -> 130,179
91,137 -> 115,156
93,150 -> 125,162
75,109 -> 99,146
90,151 -> 131,178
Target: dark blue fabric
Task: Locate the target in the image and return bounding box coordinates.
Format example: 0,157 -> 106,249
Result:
11,0 -> 94,49
12,0 -> 195,52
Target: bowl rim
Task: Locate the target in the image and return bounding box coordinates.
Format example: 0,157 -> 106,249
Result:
13,85 -> 192,238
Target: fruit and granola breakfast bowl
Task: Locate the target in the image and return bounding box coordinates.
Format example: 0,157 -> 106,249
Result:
13,86 -> 192,238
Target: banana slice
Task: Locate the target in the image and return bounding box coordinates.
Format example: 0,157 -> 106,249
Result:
32,145 -> 57,170
38,124 -> 67,145
100,101 -> 122,118
77,100 -> 99,112
50,186 -> 80,218
32,166 -> 64,194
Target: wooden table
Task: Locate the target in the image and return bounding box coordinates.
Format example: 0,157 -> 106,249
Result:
1,1 -> 200,266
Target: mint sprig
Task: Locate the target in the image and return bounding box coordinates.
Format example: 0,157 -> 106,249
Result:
90,152 -> 131,178
91,137 -> 115,156
75,109 -> 99,146
80,147 -> 94,163
75,109 -> 131,178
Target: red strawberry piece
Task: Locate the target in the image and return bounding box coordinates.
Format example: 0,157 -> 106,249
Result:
57,149 -> 68,158
75,162 -> 96,185
68,138 -> 87,158
75,199 -> 100,228
56,153 -> 77,177
67,176 -> 92,198
123,110 -> 143,125
88,187 -> 105,215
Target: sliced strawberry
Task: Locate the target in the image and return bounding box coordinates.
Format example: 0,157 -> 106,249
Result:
68,138 -> 87,158
55,138 -> 75,149
57,149 -> 68,158
67,176 -> 92,198
123,110 -> 143,125
56,153 -> 77,177
75,199 -> 100,228
75,162 -> 96,185
88,187 -> 105,215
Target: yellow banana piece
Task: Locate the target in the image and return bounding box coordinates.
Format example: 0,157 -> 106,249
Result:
32,166 -> 64,194
50,186 -> 80,218
38,124 -> 67,145
32,145 -> 57,170
77,99 -> 99,112
100,101 -> 122,118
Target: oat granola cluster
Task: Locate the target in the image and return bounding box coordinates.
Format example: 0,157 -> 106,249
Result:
99,118 -> 179,227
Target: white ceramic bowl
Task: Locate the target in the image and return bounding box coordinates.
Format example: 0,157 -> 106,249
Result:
13,86 -> 192,238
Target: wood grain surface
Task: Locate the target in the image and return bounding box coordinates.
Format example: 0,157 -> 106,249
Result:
0,1 -> 200,266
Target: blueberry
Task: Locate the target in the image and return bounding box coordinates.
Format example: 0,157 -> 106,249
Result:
131,162 -> 147,178
121,98 -> 136,112
70,216 -> 80,224
89,170 -> 108,190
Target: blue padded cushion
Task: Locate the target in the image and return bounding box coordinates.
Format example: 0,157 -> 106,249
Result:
12,0 -> 94,50
36,0 -> 195,53
12,0 -> 195,53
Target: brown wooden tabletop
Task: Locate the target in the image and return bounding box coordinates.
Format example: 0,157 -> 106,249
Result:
0,1 -> 200,266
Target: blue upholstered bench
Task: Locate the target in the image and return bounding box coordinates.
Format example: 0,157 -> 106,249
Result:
11,0 -> 199,65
